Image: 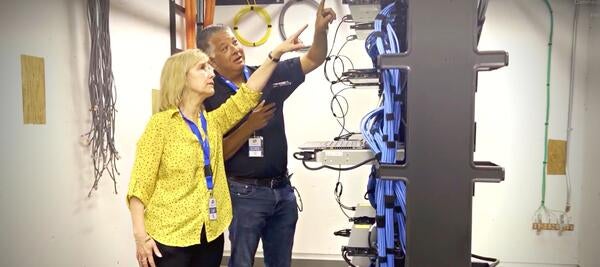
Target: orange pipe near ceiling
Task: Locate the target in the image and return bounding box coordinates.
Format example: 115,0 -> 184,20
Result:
185,0 -> 197,49
204,0 -> 215,27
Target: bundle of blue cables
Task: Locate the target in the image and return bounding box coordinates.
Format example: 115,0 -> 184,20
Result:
361,2 -> 407,266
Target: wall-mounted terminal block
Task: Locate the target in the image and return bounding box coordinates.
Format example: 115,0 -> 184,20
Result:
532,223 -> 574,232
532,211 -> 574,234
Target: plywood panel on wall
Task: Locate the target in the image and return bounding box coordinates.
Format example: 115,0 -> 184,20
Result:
21,55 -> 46,124
547,139 -> 567,175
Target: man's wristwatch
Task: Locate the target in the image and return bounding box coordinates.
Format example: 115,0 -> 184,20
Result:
268,51 -> 280,63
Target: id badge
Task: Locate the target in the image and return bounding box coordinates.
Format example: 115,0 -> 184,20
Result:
208,196 -> 217,221
248,136 -> 264,158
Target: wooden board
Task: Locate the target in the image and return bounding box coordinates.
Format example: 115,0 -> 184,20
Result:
547,139 -> 567,175
21,55 -> 46,124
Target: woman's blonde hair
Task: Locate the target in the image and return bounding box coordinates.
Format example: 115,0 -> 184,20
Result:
159,49 -> 209,111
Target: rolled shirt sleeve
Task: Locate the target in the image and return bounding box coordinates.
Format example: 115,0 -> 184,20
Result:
126,114 -> 165,207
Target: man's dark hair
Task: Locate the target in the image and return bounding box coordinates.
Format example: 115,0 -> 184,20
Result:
196,24 -> 232,57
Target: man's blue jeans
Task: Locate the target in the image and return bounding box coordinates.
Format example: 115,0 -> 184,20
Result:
227,179 -> 298,267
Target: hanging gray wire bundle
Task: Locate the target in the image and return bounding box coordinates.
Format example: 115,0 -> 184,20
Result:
84,0 -> 119,197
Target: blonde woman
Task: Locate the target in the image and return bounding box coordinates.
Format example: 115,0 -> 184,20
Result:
127,26 -> 308,267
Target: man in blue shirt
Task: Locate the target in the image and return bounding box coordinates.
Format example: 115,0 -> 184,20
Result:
198,1 -> 336,266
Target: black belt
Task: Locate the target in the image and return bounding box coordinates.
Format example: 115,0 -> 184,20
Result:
229,175 -> 290,189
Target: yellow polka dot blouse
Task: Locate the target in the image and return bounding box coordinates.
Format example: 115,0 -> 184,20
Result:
127,84 -> 260,247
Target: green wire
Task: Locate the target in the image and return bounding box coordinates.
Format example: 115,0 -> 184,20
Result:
541,0 -> 554,206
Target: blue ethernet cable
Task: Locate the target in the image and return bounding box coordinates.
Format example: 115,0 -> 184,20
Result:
361,2 -> 407,266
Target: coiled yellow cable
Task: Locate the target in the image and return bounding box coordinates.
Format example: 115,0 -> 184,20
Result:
233,5 -> 272,47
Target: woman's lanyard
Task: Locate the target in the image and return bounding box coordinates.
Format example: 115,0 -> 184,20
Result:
215,65 -> 251,93
179,110 -> 213,192
180,109 -> 220,221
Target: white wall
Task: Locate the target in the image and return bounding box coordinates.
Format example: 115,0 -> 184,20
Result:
0,0 -> 597,266
473,1 -> 583,266
0,0 -> 170,266
578,4 -> 600,267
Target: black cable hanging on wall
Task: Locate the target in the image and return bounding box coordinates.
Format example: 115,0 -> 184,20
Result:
278,0 -> 319,51
84,0 -> 119,197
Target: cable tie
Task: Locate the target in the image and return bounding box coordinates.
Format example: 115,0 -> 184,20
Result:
376,216 -> 385,228
386,141 -> 396,148
385,113 -> 394,121
386,248 -> 397,254
375,14 -> 387,24
370,31 -> 385,39
384,195 -> 395,208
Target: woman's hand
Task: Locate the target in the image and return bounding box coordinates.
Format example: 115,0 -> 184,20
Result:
271,24 -> 309,59
135,235 -> 162,267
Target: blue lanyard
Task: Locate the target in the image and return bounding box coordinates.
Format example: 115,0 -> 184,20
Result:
215,65 -> 251,93
180,110 -> 213,191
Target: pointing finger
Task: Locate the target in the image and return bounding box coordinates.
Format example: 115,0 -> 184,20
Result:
289,24 -> 309,40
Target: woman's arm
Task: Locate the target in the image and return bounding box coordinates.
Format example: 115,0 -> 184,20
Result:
129,197 -> 149,243
129,197 -> 162,267
244,24 -> 309,92
222,101 -> 275,160
126,114 -> 165,267
209,25 -> 309,134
